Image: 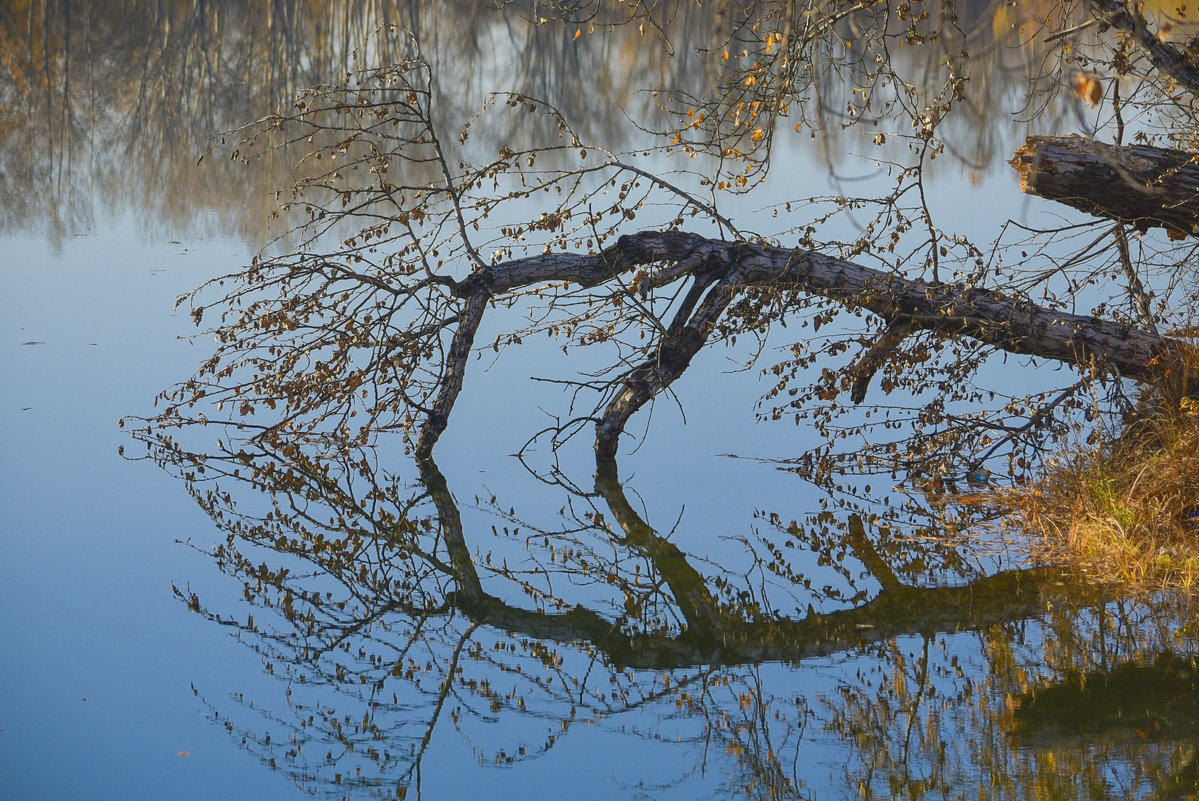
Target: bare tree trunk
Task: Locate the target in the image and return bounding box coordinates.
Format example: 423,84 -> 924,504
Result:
1011,134 -> 1199,237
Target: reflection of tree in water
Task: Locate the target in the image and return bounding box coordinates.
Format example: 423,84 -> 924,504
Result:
824,599 -> 1199,800
125,419 -> 1199,798
2,0 -> 1127,244
0,0 -> 707,242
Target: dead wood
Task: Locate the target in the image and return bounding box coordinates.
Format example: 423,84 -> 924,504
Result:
417,229 -> 1189,459
1011,134 -> 1199,238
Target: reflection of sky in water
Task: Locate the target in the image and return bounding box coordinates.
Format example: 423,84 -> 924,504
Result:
4,5 -> 1187,799
0,150 -> 1054,798
0,225 -> 291,798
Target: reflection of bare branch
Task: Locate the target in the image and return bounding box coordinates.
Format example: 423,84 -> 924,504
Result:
144,417 -> 1113,671
127,410 -> 1171,797
595,458 -> 724,640
845,513 -> 904,593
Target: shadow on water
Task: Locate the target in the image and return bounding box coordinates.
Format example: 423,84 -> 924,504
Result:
127,419 -> 1199,799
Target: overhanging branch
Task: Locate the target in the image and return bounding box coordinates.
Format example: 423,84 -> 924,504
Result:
416,230 -> 1189,459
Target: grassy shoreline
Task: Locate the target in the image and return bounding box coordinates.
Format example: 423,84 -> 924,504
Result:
1003,397 -> 1199,594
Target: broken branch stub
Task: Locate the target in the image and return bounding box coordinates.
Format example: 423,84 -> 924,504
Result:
1010,134 -> 1199,238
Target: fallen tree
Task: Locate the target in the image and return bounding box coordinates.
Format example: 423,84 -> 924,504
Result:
430,229 -> 1192,460
159,204 -> 1193,471
148,13 -> 1199,488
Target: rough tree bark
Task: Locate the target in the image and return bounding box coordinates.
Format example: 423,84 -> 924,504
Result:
1081,0 -> 1199,95
1010,134 -> 1199,237
416,230 -> 1192,460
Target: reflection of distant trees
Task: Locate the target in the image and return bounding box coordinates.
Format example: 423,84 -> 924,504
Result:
0,0 -> 1119,246
0,0 -> 693,243
1,0 -> 329,242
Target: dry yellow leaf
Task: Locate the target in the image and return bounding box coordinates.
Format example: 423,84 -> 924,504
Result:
1072,72 -> 1103,108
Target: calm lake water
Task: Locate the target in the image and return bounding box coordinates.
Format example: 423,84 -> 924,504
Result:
4,2 -> 1199,799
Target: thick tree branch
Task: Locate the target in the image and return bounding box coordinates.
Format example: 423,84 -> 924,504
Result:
850,318 -> 914,404
417,229 -> 1189,458
1011,134 -> 1199,237
1081,0 -> 1199,95
595,272 -> 733,459
415,285 -> 490,459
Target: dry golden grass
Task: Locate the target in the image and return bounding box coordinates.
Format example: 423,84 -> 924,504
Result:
1006,397 -> 1199,593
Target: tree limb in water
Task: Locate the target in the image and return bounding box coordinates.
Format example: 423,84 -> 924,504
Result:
1080,0 -> 1199,96
417,229 -> 1189,459
154,29 -> 1195,475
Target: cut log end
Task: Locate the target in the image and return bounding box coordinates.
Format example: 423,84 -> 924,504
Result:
1009,139 -> 1046,195
1011,134 -> 1199,239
